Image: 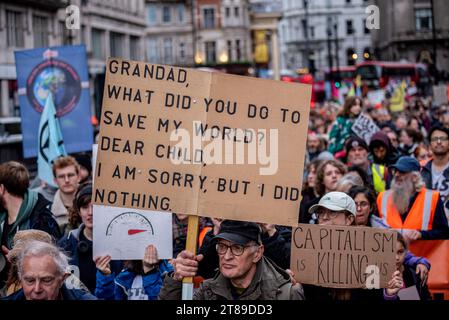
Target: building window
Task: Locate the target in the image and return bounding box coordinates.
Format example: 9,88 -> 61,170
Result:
234,7 -> 239,17
130,36 -> 140,60
177,4 -> 184,23
363,19 -> 370,34
110,32 -> 124,57
235,39 -> 241,61
415,8 -> 432,31
163,6 -> 171,23
226,7 -> 230,18
146,4 -> 157,25
179,42 -> 186,60
203,8 -> 215,29
33,15 -> 49,48
301,19 -> 307,38
227,40 -> 232,61
205,41 -> 216,63
147,38 -> 159,63
310,26 -> 315,38
92,28 -> 104,59
346,20 -> 354,35
6,10 -> 25,47
163,38 -> 173,64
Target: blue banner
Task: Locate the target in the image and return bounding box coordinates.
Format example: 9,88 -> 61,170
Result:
15,45 -> 93,158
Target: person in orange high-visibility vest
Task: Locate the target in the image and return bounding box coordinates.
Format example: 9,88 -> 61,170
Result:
376,156 -> 449,243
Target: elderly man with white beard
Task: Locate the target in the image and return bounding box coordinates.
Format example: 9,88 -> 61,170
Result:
376,156 -> 449,243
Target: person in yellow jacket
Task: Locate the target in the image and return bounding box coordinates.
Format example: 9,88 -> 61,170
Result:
376,156 -> 449,243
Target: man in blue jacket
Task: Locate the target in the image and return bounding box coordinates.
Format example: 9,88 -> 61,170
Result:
3,240 -> 96,300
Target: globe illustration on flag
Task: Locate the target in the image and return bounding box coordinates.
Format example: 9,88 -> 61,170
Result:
33,67 -> 67,107
26,59 -> 82,116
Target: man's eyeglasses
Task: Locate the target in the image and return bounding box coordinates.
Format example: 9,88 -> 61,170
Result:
56,173 -> 77,180
430,136 -> 449,143
216,242 -> 254,256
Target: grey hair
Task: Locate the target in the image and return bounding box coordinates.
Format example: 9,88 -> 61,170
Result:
246,241 -> 262,254
335,173 -> 364,193
17,240 -> 69,280
411,171 -> 426,192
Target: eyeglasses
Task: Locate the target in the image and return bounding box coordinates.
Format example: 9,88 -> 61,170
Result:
316,208 -> 347,220
430,136 -> 449,143
355,201 -> 370,209
56,172 -> 77,180
216,242 -> 254,256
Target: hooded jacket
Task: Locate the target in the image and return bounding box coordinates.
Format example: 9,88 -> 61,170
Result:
95,260 -> 173,300
159,256 -> 305,300
369,131 -> 399,166
58,224 -> 123,293
0,190 -> 61,249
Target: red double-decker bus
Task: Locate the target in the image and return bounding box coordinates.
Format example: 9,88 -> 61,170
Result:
355,61 -> 430,90
325,66 -> 356,89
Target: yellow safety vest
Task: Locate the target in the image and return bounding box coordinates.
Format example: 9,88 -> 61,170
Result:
371,163 -> 386,193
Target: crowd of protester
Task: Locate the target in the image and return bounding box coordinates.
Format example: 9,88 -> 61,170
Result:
0,91 -> 448,300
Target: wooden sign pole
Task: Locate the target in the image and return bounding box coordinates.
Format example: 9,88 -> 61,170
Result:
182,215 -> 199,300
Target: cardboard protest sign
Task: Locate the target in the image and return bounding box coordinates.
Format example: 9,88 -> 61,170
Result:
291,224 -> 397,289
352,113 -> 380,145
93,205 -> 173,260
93,58 -> 311,226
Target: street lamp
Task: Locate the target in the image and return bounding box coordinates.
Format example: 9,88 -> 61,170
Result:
334,21 -> 340,80
304,0 -> 311,74
327,16 -> 333,72
430,0 -> 438,83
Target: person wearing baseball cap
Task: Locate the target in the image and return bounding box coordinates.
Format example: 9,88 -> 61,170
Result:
304,191 -> 387,301
159,220 -> 305,300
377,156 -> 449,243
309,191 -> 356,226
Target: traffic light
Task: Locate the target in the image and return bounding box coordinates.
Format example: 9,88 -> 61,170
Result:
335,81 -> 341,89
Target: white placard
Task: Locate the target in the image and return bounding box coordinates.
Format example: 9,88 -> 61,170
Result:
352,113 -> 380,145
367,90 -> 385,105
433,85 -> 448,106
407,86 -> 418,96
93,205 -> 173,260
398,285 -> 420,300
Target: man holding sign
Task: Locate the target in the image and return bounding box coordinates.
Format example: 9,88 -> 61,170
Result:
159,220 -> 304,300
